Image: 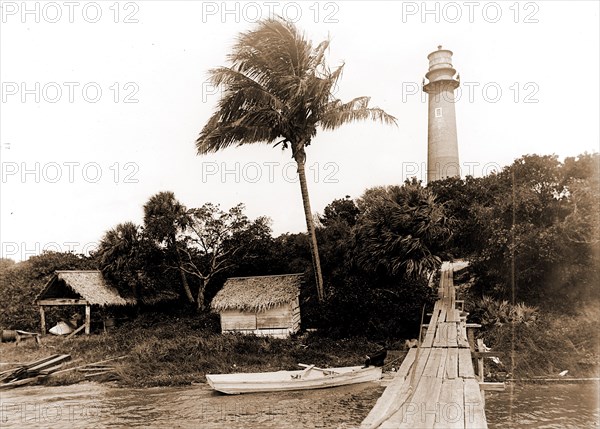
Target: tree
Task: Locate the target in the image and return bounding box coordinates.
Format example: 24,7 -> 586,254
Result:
143,191 -> 194,304
0,252 -> 94,330
319,196 -> 359,227
456,153 -> 600,309
195,18 -> 396,302
95,222 -> 161,302
178,203 -> 251,310
353,182 -> 453,279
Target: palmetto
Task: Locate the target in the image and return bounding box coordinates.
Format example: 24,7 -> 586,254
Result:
196,18 -> 396,301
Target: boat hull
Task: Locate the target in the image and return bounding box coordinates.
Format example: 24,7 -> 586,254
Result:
206,365 -> 382,394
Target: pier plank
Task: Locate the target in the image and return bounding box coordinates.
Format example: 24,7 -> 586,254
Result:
464,378 -> 487,428
458,348 -> 476,379
384,370 -> 443,428
422,302 -> 442,348
396,348 -> 417,377
436,348 -> 449,378
434,379 -> 464,429
422,348 -> 444,378
361,348 -> 428,429
445,347 -> 458,380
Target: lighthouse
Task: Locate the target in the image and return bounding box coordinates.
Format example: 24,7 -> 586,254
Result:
423,46 -> 460,183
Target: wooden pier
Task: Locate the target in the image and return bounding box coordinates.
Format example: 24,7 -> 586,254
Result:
361,262 -> 497,429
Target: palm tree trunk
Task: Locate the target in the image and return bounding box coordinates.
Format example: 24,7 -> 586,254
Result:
294,143 -> 325,302
174,240 -> 195,304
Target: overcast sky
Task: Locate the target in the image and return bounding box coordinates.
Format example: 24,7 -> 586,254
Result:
1,1 -> 599,261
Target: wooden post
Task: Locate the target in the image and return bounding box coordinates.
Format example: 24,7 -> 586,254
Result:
85,305 -> 91,335
39,306 -> 46,335
476,339 -> 485,382
467,328 -> 475,351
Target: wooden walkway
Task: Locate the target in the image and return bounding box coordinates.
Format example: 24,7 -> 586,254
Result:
361,262 -> 490,429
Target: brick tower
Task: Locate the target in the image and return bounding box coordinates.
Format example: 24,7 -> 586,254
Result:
423,46 -> 460,183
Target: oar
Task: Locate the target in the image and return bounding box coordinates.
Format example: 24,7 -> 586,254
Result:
298,363 -> 340,374
300,364 -> 315,378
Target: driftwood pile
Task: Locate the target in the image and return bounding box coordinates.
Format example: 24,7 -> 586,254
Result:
0,354 -> 71,389
0,354 -> 127,389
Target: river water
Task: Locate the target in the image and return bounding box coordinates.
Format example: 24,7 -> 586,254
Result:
0,381 -> 597,428
486,382 -> 599,429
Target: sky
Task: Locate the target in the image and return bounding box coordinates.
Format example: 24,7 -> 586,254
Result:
1,0 -> 599,261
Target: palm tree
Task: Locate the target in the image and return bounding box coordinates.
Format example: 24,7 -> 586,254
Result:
353,183 -> 453,279
143,192 -> 195,304
96,222 -> 146,301
196,18 -> 396,301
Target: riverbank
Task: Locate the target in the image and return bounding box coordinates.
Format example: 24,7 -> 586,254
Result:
0,313 -> 389,388
2,309 -> 598,389
477,307 -> 600,379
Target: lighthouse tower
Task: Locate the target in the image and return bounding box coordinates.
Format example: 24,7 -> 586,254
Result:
423,46 -> 460,183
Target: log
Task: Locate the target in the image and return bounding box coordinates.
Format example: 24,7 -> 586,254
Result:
78,367 -> 114,372
48,356 -> 127,376
0,376 -> 40,389
27,354 -> 71,373
479,382 -> 505,391
25,354 -> 61,370
84,371 -> 112,378
38,364 -> 65,375
66,324 -> 86,339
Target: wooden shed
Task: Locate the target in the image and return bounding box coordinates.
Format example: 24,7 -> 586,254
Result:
211,274 -> 302,338
35,270 -> 135,335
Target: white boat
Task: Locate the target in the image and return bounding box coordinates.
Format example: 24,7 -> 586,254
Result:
48,321 -> 74,335
206,364 -> 383,394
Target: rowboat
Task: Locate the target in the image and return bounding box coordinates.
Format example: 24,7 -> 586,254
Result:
206,364 -> 382,394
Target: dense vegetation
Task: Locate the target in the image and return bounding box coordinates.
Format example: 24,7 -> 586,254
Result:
430,153 -> 599,309
429,153 -> 599,377
1,152 -> 598,378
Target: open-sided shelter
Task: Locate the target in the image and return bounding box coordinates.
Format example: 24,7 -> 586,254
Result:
35,270 -> 135,335
211,274 -> 302,338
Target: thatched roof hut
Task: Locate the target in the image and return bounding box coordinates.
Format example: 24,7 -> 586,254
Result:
36,270 -> 136,307
35,270 -> 135,335
211,274 -> 302,338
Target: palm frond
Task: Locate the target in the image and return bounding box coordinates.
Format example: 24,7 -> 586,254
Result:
196,17 -> 396,154
320,99 -> 398,130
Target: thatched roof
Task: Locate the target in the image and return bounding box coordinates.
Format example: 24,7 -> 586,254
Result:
211,274 -> 303,312
36,270 -> 136,306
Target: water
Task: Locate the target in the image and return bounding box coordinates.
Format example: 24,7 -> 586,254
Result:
0,382 -> 384,428
1,381 -> 598,428
486,382 -> 599,429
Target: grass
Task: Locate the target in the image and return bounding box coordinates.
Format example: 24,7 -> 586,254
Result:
479,306 -> 600,378
0,313 -> 382,388
3,307 -> 597,388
